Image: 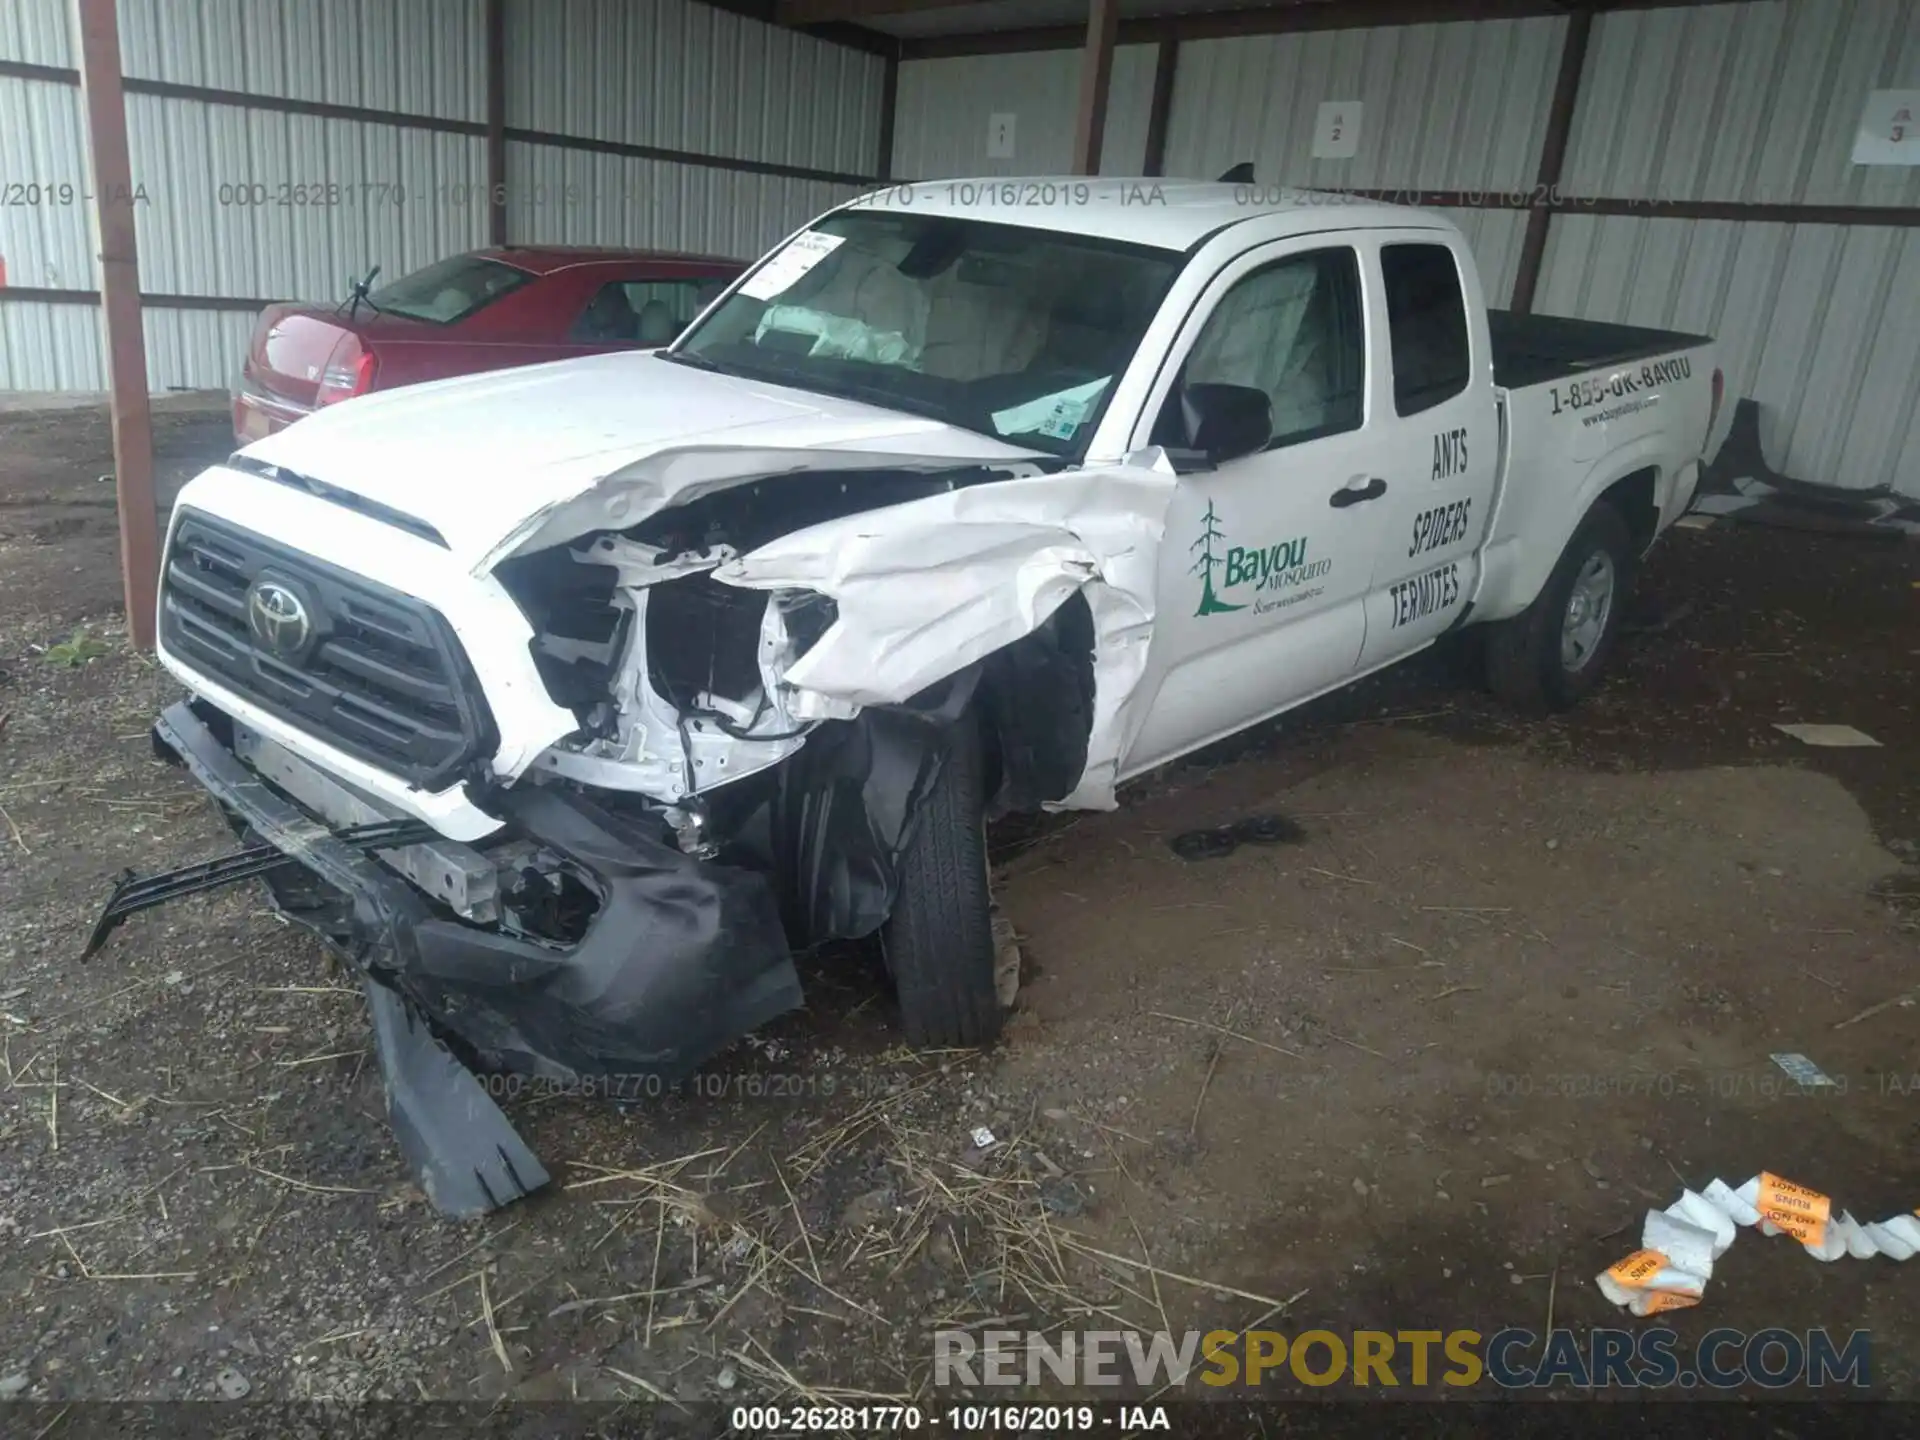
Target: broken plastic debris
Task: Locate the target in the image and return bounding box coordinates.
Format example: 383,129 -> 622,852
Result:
1596,1171 -> 1920,1316
1770,1052 -> 1835,1088
1773,723 -> 1882,748
970,1126 -> 998,1150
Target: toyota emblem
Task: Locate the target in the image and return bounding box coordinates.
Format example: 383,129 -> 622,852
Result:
246,580 -> 312,655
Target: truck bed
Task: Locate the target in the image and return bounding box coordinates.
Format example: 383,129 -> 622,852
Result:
1488,310 -> 1713,390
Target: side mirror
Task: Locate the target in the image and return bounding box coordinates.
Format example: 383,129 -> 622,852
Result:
1181,382 -> 1272,465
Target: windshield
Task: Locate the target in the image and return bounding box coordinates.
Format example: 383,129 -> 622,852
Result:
670,211 -> 1181,457
369,256 -> 532,324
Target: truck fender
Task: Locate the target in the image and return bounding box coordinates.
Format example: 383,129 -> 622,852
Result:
714,459 -> 1180,810
1477,433 -> 1669,623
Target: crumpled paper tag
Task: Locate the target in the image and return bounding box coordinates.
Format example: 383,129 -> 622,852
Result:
1755,1172 -> 1830,1246
1595,1249 -> 1703,1316
1596,1171 -> 1920,1315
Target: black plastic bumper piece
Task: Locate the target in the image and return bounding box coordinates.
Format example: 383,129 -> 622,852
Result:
362,970 -> 549,1218
146,699 -> 805,1219
149,701 -> 550,1217
83,817 -> 437,960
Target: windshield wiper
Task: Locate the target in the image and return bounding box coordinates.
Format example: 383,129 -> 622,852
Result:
658,349 -> 727,374
337,264 -> 383,321
792,376 -> 956,424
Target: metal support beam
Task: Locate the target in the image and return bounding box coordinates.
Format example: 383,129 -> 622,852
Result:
877,49 -> 899,180
1141,33 -> 1180,178
71,0 -> 158,650
1510,8 -> 1593,315
485,0 -> 507,245
900,0 -> 1752,61
777,0 -> 992,23
1071,0 -> 1120,176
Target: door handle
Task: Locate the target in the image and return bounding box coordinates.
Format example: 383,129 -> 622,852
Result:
1329,476 -> 1388,508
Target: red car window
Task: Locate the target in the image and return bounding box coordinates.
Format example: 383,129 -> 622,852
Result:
370,256 -> 533,325
569,277 -> 721,345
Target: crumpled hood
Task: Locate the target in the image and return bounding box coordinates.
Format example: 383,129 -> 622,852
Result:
238,349 -> 1047,567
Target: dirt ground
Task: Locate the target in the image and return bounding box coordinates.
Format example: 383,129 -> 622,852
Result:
2,401 -> 1917,1417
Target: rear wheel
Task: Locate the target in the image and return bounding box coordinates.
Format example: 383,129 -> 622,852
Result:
880,713 -> 1008,1048
1485,502 -> 1634,714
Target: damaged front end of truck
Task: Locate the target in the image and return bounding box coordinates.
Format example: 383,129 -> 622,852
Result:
102,436 -> 1175,1217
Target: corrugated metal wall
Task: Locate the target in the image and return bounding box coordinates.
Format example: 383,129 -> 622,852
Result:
891,44 -> 1159,178
1562,0 -> 1920,208
0,0 -> 71,67
505,0 -> 880,183
1544,0 -> 1920,494
504,142 -> 864,258
0,0 -> 883,392
1162,18 -> 1565,194
0,75 -> 93,291
501,0 -> 883,258
1159,16 -> 1566,306
116,0 -> 487,119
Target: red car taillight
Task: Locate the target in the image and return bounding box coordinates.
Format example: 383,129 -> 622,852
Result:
315,335 -> 376,407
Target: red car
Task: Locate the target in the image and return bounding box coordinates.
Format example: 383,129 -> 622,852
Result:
232,247 -> 744,444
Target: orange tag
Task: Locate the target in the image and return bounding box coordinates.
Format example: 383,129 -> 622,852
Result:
1756,1172 -> 1831,1245
1605,1250 -> 1669,1287
1639,1290 -> 1701,1315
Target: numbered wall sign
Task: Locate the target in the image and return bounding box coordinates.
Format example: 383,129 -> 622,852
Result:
1313,101 -> 1362,160
986,113 -> 1017,161
1853,90 -> 1919,165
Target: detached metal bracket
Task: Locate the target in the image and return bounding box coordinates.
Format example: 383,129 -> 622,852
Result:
83,818 -> 438,959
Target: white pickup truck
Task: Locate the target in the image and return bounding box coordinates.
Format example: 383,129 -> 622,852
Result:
111,180 -> 1720,1214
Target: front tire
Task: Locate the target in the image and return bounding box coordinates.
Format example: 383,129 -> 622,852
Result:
880,713 -> 1006,1049
1485,502 -> 1635,714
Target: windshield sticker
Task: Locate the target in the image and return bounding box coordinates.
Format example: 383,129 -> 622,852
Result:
1191,499 -> 1329,618
738,231 -> 847,302
1038,397 -> 1089,440
990,378 -> 1109,440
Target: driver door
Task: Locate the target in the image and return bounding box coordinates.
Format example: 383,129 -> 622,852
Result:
1119,239 -> 1396,777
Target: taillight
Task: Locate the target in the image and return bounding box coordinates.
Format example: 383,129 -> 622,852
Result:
1707,367 -> 1724,438
315,335 -> 376,406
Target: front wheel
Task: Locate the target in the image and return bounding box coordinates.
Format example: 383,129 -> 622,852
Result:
880,713 -> 1009,1048
1484,502 -> 1635,714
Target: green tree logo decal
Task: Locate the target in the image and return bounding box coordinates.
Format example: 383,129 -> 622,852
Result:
1191,498 -> 1245,616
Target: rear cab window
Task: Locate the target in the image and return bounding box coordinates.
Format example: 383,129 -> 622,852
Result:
1380,243 -> 1470,417
369,256 -> 533,324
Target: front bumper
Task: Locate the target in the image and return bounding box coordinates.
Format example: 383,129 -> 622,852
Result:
149,699 -> 804,1215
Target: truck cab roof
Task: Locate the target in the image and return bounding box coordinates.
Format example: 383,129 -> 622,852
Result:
840,179 -> 1451,252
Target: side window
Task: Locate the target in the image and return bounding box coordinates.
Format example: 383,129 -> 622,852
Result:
1161,248 -> 1364,452
570,279 -> 710,345
1381,243 -> 1469,416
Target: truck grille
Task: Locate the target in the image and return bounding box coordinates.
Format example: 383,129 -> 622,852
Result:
159,509 -> 495,789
